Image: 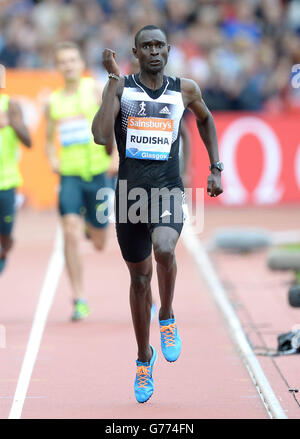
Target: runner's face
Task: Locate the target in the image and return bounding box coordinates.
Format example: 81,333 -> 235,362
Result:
56,48 -> 84,82
134,29 -> 170,74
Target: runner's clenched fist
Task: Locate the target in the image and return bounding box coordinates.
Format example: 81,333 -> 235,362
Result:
102,49 -> 120,77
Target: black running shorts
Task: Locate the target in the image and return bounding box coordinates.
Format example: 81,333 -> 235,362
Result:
115,186 -> 186,263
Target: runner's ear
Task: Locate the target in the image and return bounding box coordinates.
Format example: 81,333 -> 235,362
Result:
132,47 -> 138,59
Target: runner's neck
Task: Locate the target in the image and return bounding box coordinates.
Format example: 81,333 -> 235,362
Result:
63,78 -> 82,96
138,71 -> 164,91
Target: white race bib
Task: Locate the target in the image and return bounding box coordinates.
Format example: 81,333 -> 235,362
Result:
126,116 -> 173,161
58,115 -> 91,147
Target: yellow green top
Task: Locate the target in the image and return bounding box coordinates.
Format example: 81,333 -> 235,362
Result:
49,77 -> 110,181
0,94 -> 21,190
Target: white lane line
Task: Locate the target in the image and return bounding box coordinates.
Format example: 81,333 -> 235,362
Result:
8,226 -> 64,419
182,223 -> 287,420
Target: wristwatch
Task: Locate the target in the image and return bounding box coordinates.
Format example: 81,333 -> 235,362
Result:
209,161 -> 224,172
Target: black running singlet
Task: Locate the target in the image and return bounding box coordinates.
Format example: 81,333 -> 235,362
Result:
115,74 -> 185,191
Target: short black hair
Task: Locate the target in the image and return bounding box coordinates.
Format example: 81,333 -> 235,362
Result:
134,25 -> 167,48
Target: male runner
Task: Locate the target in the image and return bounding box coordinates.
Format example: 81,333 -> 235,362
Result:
92,25 -> 223,403
127,56 -> 190,323
0,65 -> 32,274
45,42 -> 112,321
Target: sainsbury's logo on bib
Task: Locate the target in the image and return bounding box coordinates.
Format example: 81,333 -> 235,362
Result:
126,117 -> 174,161
128,116 -> 173,131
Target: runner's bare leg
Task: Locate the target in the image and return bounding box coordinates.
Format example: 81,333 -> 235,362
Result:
152,226 -> 179,321
126,255 -> 153,363
61,214 -> 84,300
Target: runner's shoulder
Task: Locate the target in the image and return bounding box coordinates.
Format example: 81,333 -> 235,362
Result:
180,77 -> 201,95
180,77 -> 202,106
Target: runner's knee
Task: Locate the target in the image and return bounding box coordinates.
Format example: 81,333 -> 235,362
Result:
153,242 -> 175,268
63,218 -> 81,245
130,271 -> 152,294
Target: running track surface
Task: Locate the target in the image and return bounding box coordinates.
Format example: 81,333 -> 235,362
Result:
0,206 -> 299,419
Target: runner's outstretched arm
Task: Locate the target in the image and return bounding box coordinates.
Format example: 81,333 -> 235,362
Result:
92,49 -> 123,146
181,78 -> 223,197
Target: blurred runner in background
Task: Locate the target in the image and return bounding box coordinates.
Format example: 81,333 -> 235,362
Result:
0,64 -> 32,275
45,42 -> 113,321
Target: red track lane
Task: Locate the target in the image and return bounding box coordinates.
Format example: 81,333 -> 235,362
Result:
2,206 -> 299,419
0,210 -> 57,419
2,210 -> 267,419
213,250 -> 300,419
203,207 -> 300,419
203,206 -> 300,419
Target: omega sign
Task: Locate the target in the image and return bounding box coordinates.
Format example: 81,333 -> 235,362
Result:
220,117 -> 286,205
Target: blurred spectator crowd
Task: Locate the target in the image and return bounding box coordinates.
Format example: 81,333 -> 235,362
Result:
0,0 -> 300,111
